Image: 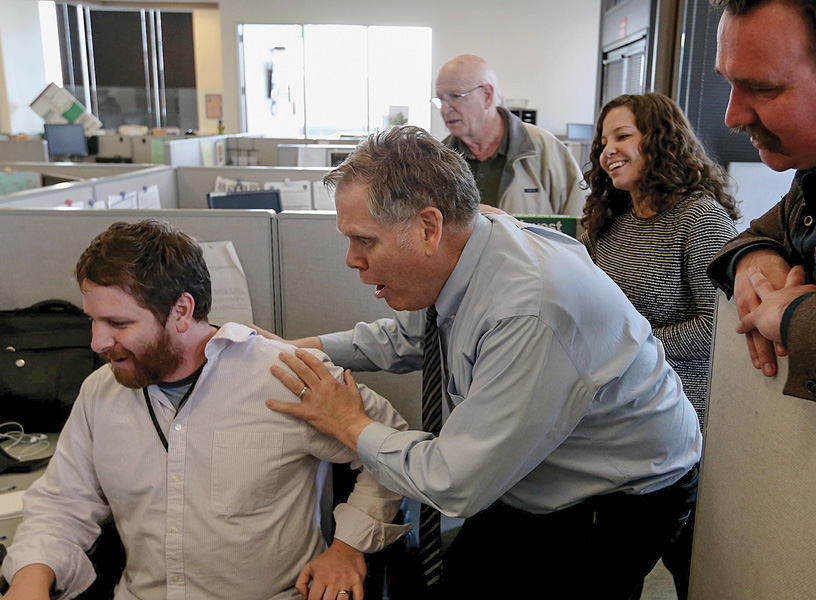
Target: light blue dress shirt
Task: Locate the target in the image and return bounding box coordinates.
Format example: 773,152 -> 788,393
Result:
321,214 -> 702,518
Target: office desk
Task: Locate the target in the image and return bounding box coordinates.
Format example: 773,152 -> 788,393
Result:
0,434 -> 56,547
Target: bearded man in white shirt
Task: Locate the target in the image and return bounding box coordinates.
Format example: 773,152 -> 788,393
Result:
1,219 -> 408,600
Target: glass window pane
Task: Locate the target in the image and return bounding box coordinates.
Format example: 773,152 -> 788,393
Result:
304,25 -> 368,138
368,26 -> 432,131
243,24 -> 305,137
88,10 -> 150,130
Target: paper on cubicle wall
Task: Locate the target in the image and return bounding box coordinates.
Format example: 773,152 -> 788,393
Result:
0,171 -> 40,195
137,185 -> 161,209
215,140 -> 226,166
201,141 -> 215,166
263,180 -> 311,210
108,191 -> 138,209
312,182 -> 335,210
200,241 -> 254,326
150,139 -> 166,164
214,176 -> 260,193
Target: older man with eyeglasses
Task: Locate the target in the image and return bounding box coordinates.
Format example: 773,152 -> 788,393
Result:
433,54 -> 586,216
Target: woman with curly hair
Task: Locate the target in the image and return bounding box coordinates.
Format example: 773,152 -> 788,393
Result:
582,92 -> 738,598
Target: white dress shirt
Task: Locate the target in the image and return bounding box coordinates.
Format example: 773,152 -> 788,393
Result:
3,323 -> 409,600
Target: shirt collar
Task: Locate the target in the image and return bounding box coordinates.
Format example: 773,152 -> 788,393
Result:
434,215 -> 492,319
204,322 -> 255,360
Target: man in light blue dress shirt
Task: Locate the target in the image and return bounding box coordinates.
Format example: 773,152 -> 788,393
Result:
266,126 -> 702,598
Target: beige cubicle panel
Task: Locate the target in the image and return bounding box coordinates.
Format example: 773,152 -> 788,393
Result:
0,139 -> 48,162
0,162 -> 153,179
275,211 -> 422,429
689,293 -> 816,599
0,209 -> 278,333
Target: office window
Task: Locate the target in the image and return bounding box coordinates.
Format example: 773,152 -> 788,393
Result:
240,24 -> 432,138
50,3 -> 198,130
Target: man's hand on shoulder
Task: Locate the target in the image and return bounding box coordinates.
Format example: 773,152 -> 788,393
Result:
267,349 -> 374,451
295,539 -> 366,600
2,564 -> 55,600
733,249 -> 792,376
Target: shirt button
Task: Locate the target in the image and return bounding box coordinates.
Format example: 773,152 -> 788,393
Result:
172,474 -> 180,482
171,575 -> 181,583
174,424 -> 182,431
170,526 -> 179,533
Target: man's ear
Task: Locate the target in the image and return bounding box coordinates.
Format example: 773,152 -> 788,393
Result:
170,292 -> 196,333
418,207 -> 444,256
481,84 -> 494,109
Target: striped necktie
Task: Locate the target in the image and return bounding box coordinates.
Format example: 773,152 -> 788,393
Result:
419,304 -> 444,588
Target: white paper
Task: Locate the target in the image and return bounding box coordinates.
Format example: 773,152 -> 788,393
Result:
87,198 -> 107,209
213,176 -> 260,194
215,140 -> 227,166
137,185 -> 161,209
0,490 -> 25,520
108,190 -> 138,209
312,182 -> 335,210
200,241 -> 254,326
263,180 -> 312,210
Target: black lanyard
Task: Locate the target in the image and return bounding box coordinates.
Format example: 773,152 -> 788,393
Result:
142,365 -> 204,452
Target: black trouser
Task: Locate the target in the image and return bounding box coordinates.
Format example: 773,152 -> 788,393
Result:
443,466 -> 699,599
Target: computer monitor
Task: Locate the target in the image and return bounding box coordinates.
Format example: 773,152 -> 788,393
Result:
206,189 -> 283,212
44,124 -> 88,160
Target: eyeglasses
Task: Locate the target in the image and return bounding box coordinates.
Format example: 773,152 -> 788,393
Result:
430,85 -> 485,109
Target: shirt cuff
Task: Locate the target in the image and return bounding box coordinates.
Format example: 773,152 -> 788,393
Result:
356,422 -> 397,474
781,292 -> 816,348
2,536 -> 96,600
332,504 -> 412,554
725,242 -> 783,289
319,331 -> 355,365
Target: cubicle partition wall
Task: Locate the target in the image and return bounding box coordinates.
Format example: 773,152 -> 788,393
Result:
275,211 -> 422,429
688,294 -> 816,599
0,209 -> 278,333
277,144 -> 357,168
0,139 -> 48,162
0,166 -> 178,209
0,161 -> 158,179
175,166 -> 332,210
226,137 -> 319,166
0,180 -> 96,208
91,166 -> 178,209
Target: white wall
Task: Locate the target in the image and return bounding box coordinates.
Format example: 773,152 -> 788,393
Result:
193,7 -> 224,135
0,1 -> 48,134
217,0 -> 602,138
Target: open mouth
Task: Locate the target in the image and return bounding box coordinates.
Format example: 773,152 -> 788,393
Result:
375,284 -> 386,298
608,160 -> 626,172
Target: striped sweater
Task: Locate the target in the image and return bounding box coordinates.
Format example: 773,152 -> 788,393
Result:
581,194 -> 738,428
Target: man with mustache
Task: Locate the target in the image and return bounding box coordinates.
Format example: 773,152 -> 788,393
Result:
434,54 -> 586,215
707,0 -> 816,399
1,220 -> 409,600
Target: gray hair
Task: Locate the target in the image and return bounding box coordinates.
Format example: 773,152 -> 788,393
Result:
323,126 -> 480,232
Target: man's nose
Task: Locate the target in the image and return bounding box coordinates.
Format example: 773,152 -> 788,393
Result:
90,322 -> 113,354
724,86 -> 756,130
